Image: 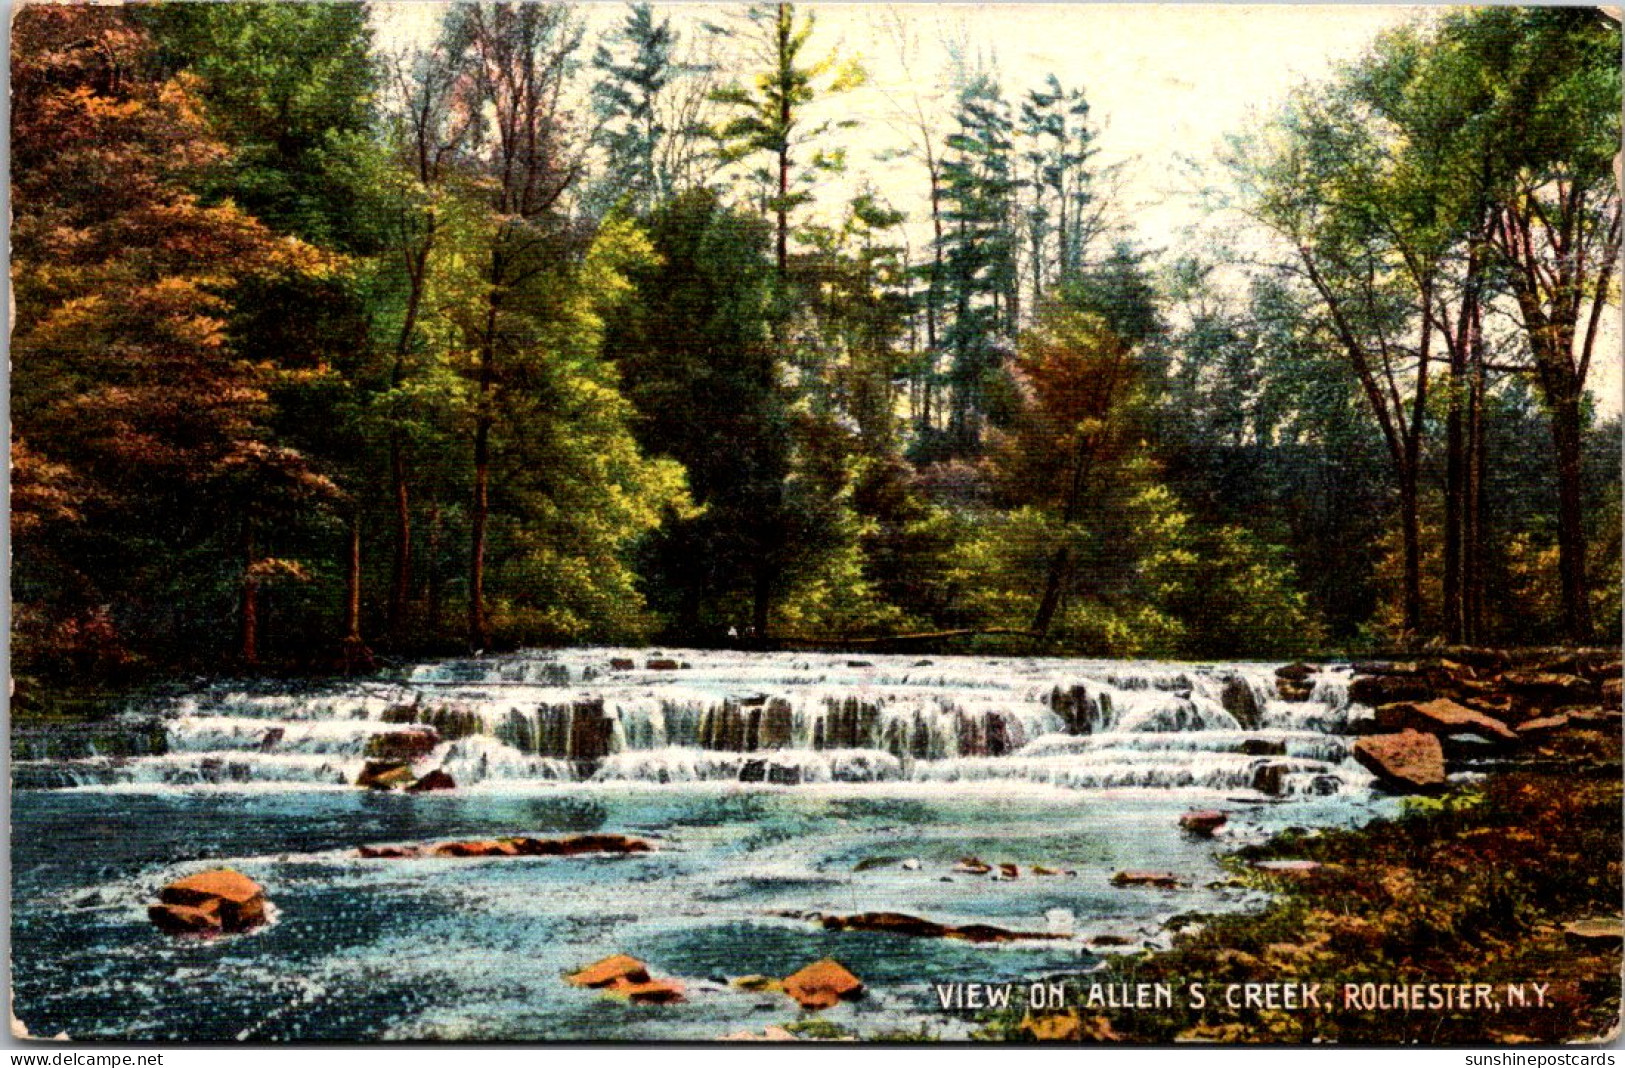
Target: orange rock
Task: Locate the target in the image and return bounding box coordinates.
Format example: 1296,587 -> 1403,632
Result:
568,954 -> 652,989
1374,698 -> 1517,742
158,868 -> 266,932
148,900 -> 221,935
782,958 -> 864,1010
609,978 -> 686,1004
998,863 -> 1020,879
430,839 -> 517,857
1352,730 -> 1445,793
358,844 -> 421,859
1179,810 -> 1227,835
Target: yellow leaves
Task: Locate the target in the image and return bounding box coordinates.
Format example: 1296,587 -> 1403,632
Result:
247,557 -> 313,583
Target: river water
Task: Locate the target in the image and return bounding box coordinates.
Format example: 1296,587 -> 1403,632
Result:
11,648 -> 1391,1041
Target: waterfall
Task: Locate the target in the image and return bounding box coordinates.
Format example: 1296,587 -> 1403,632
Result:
14,649 -> 1372,796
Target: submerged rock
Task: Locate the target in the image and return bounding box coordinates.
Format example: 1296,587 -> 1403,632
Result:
405,768 -> 456,792
1111,870 -> 1185,889
355,760 -> 416,790
1179,809 -> 1227,836
358,833 -> 652,859
782,958 -> 864,1010
1352,730 -> 1445,793
153,868 -> 266,934
817,910 -> 1063,944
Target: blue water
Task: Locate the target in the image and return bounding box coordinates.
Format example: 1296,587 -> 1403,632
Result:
9,783 -> 1390,1041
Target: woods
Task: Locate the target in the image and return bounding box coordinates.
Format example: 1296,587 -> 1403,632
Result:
11,2 -> 1622,690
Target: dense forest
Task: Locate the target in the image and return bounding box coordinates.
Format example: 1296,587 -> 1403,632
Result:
11,2 -> 1622,692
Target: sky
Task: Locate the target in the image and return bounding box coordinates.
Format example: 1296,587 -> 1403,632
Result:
372,2 -> 1621,410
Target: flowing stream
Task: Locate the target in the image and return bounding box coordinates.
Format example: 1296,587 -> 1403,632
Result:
11,648 -> 1389,1041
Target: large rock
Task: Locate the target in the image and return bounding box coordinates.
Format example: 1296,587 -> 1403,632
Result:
568,954 -> 651,988
356,760 -> 416,790
1111,870 -> 1185,889
1251,762 -> 1289,796
1498,671 -> 1596,705
365,729 -> 439,762
155,868 -> 266,933
361,833 -> 652,859
817,911 -> 1060,944
147,901 -> 222,934
1349,675 -> 1434,707
782,958 -> 864,1010
406,768 -> 456,793
1220,678 -> 1261,730
1179,810 -> 1227,836
1374,698 -> 1518,744
1352,730 -> 1445,794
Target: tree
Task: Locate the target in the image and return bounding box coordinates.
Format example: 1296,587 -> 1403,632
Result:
11,4 -> 338,673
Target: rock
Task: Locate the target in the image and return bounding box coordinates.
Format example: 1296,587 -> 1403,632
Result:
356,760 -> 416,790
365,729 -> 440,762
782,958 -> 864,1010
1111,870 -> 1185,889
1090,933 -> 1134,946
913,659 -> 933,667
1252,859 -> 1322,878
568,954 -> 651,988
720,1026 -> 797,1042
900,858 -> 921,871
357,844 -> 421,859
609,658 -> 635,671
609,979 -> 686,1004
1251,762 -> 1288,796
997,862 -> 1020,879
1352,730 -> 1445,794
1566,706 -> 1623,729
431,839 -> 517,857
1349,675 -> 1434,707
1276,680 -> 1314,702
1239,738 -> 1287,756
1374,697 -> 1518,743
1179,810 -> 1227,836
846,660 -> 873,668
1498,671 -> 1596,705
504,833 -> 652,857
1019,1012 -> 1121,1042
1516,713 -> 1570,738
821,911 -> 951,939
732,975 -> 783,993
1031,864 -> 1071,876
646,659 -> 680,670
1562,918 -> 1623,951
1220,678 -> 1261,729
259,727 -> 284,752
406,769 -> 456,792
156,868 -> 266,933
953,856 -> 991,875
1275,662 -> 1314,682
854,856 -> 902,872
147,901 -> 221,935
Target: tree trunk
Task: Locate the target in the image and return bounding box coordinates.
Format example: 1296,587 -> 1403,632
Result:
345,509 -> 363,644
388,433 -> 411,639
240,523 -> 259,667
1399,473 -> 1422,637
1442,360 -> 1465,642
468,290 -> 499,652
1549,392 -> 1593,642
752,562 -> 772,647
426,501 -> 444,634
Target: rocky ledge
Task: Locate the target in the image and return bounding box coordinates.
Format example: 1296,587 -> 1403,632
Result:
1291,651 -> 1620,793
357,833 -> 652,859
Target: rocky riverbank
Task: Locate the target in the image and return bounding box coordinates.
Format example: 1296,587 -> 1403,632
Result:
979,652 -> 1623,1044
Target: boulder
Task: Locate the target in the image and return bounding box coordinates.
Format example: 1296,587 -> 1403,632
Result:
997,863 -> 1020,880
259,727 -> 284,752
1251,762 -> 1288,796
1220,678 -> 1261,730
610,979 -> 685,1004
1239,738 -> 1287,756
1497,671 -> 1596,705
846,660 -> 873,668
782,958 -> 864,1010
1349,675 -> 1434,707
1252,859 -> 1322,878
1374,698 -> 1518,743
147,901 -> 221,935
1111,870 -> 1185,889
1352,730 -> 1445,794
1031,864 -> 1071,876
1275,662 -> 1314,682
1179,810 -> 1227,836
821,911 -> 951,939
646,659 -> 680,671
568,954 -> 651,988
1562,918 -> 1623,951
358,844 -> 421,859
431,839 -> 517,857
609,658 -> 635,671
953,857 -> 992,876
406,769 -> 456,793
156,868 -> 266,933
1090,933 -> 1134,947
1515,713 -> 1570,738
356,760 -> 416,791
365,729 -> 439,762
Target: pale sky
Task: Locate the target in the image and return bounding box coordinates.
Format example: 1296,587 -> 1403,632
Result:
373,2 -> 1621,410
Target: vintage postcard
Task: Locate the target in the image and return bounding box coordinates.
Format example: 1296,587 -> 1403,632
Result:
9,0 -> 1622,1047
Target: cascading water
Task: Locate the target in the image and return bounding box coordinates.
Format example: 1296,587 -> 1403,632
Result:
13,649 -> 1370,798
